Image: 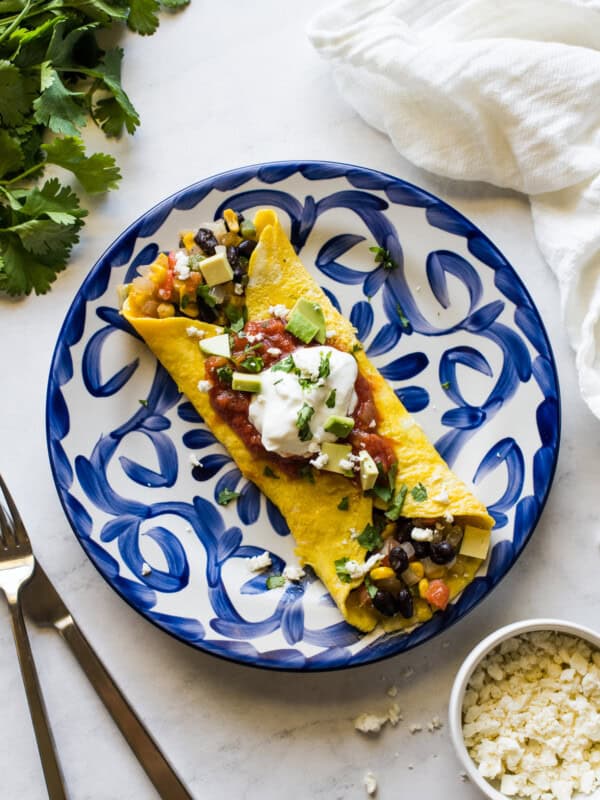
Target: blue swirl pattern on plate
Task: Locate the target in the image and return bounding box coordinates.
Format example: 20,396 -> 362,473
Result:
45,161 -> 560,671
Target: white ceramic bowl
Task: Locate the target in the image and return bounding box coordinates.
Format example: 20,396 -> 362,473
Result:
448,618 -> 600,800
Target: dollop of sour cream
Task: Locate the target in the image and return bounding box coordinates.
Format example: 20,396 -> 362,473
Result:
248,346 -> 358,457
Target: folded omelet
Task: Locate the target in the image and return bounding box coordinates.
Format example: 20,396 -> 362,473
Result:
122,209 -> 493,633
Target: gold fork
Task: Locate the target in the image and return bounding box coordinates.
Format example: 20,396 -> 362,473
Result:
0,473 -> 67,799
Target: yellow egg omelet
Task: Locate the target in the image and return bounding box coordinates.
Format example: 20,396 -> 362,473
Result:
122,210 -> 493,633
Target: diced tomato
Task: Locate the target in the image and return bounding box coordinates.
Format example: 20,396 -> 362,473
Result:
425,579 -> 450,611
158,252 -> 176,300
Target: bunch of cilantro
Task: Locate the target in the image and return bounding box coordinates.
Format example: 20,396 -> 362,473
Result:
0,0 -> 187,297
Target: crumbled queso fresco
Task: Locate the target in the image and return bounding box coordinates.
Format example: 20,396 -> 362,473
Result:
463,631 -> 600,800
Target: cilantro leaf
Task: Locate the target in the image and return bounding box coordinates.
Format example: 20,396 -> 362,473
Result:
357,523 -> 383,551
385,484 -> 408,521
9,217 -> 81,258
216,366 -> 233,385
411,482 -> 428,502
127,0 -> 160,35
325,389 -> 336,408
0,61 -> 31,127
263,466 -> 279,479
91,49 -> 140,136
197,284 -> 217,308
0,234 -> 67,295
266,575 -> 286,590
43,136 -> 121,193
364,575 -> 378,599
335,557 -> 353,583
396,303 -> 410,329
369,244 -> 398,271
20,178 -> 87,224
272,354 -> 297,373
318,350 -> 331,379
217,488 -> 240,506
441,381 -> 450,390
0,130 -> 24,179
296,403 -> 314,442
33,63 -> 87,136
337,495 -> 349,511
241,355 -> 263,373
298,464 -> 315,483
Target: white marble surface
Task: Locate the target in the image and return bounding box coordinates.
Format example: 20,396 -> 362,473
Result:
1,2 -> 599,798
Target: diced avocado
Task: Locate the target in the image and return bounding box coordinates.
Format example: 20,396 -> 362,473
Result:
231,372 -> 262,393
323,415 -> 355,438
199,333 -> 231,358
459,525 -> 491,560
321,442 -> 354,477
359,450 -> 378,491
285,298 -> 326,344
199,250 -> 234,286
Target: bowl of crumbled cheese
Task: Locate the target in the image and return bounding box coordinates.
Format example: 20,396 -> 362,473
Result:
449,619 -> 600,800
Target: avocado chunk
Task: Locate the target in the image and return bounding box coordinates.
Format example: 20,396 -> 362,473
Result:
231,372 -> 262,393
358,450 -> 378,491
199,248 -> 234,286
323,415 -> 355,439
199,333 -> 231,358
321,442 -> 354,477
285,298 -> 327,344
459,525 -> 491,560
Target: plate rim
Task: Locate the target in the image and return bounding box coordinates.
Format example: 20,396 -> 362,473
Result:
45,158 -> 562,672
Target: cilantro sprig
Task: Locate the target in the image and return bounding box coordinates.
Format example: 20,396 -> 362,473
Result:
0,0 -> 188,296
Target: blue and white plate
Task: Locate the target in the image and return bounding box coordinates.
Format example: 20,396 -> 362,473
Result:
46,161 -> 560,671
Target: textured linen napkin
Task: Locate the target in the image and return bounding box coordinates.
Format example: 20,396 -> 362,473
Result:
308,0 -> 600,419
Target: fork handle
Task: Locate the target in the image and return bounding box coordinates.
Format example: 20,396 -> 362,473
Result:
58,617 -> 192,800
8,599 -> 67,800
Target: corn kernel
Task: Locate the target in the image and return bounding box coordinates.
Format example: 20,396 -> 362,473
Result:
410,561 -> 424,579
418,578 -> 430,598
223,208 -> 239,233
181,303 -> 199,318
156,302 -> 175,318
370,566 -> 395,582
222,231 -> 242,247
150,263 -> 167,285
156,253 -> 169,268
382,523 -> 396,539
181,231 -> 196,252
415,599 -> 432,622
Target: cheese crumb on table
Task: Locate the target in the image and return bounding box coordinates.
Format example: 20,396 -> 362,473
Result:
354,703 -> 402,734
246,552 -> 272,572
463,631 -> 600,800
363,771 -> 377,796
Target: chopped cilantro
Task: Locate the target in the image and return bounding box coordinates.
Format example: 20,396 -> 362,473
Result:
364,575 -> 378,599
318,350 -> 331,379
272,354 -> 297,373
396,304 -> 410,329
263,466 -> 279,479
138,398 -> 148,407
216,366 -> 233,386
385,484 -> 408,521
325,389 -> 337,408
335,557 -> 353,583
387,462 -> 398,493
357,523 -> 383,551
296,403 -> 315,442
298,377 -> 316,390
298,465 -> 315,483
266,575 -> 286,590
411,482 -> 428,502
372,483 -> 393,503
441,381 -> 450,390
217,488 -> 241,506
225,303 -> 246,332
241,355 -> 264,373
352,342 -> 362,353
369,245 -> 399,271
337,496 -> 349,511
196,284 -> 217,308
180,294 -> 189,309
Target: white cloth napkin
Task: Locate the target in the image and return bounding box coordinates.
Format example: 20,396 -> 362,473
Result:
308,0 -> 600,419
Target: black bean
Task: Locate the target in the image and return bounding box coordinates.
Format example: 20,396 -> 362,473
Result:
395,518 -> 413,542
227,245 -> 240,270
396,589 -> 414,619
372,589 -> 399,617
430,541 -> 455,565
238,239 -> 257,259
194,228 -> 218,256
389,546 -> 409,577
412,540 -> 430,559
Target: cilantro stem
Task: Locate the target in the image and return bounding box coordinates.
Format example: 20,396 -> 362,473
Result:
0,0 -> 32,44
0,162 -> 45,187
